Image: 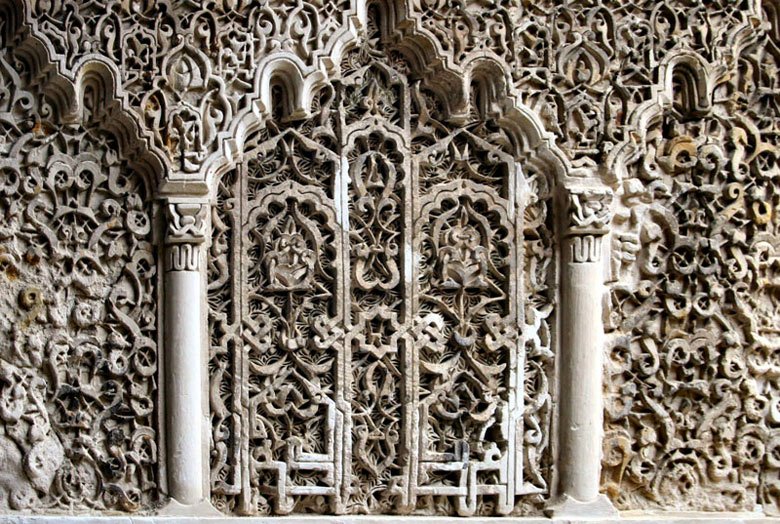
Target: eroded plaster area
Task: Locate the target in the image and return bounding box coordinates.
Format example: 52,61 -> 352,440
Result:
0,46 -> 159,510
603,40 -> 780,514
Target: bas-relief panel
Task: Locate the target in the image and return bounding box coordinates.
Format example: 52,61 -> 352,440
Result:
0,0 -> 779,518
601,1 -> 780,515
207,17 -> 555,515
0,48 -> 159,511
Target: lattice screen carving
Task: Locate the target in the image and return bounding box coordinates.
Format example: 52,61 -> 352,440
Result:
207,14 -> 555,515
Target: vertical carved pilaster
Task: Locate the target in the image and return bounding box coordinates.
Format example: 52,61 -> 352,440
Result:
163,199 -> 210,507
550,186 -> 617,517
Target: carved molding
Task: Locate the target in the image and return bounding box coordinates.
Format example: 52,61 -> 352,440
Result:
1,0 -> 575,192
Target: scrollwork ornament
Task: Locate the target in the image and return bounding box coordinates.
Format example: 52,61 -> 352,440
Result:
206,7 -> 550,516
565,187 -> 613,234
602,2 -> 780,513
7,0 -> 779,517
0,42 -> 159,512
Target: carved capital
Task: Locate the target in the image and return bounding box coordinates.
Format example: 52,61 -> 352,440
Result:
566,234 -> 603,263
565,187 -> 613,233
164,200 -> 209,271
563,187 -> 613,263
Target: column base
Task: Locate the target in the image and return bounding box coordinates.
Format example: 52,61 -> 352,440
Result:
545,494 -> 619,520
158,498 -> 223,517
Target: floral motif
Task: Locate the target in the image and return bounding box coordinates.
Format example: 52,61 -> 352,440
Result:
0,46 -> 158,511
5,0 -> 780,518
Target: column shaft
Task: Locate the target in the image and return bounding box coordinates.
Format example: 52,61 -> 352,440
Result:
553,186 -> 614,514
163,201 -> 209,506
559,254 -> 604,502
165,269 -> 204,504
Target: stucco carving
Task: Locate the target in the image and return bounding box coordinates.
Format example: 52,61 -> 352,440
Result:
207,13 -> 556,515
0,0 -> 777,520
164,201 -> 209,271
602,0 -> 780,515
0,43 -> 159,511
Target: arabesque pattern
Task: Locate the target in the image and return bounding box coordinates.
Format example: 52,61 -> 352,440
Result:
207,15 -> 553,514
0,44 -> 159,511
0,0 -> 778,518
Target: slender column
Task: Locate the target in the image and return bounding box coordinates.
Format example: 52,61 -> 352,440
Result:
164,200 -> 209,506
551,186 -> 617,517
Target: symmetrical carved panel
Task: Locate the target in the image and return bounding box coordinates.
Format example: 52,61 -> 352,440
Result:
207,12 -> 553,515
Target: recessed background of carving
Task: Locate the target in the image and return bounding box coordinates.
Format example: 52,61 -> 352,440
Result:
0,44 -> 159,511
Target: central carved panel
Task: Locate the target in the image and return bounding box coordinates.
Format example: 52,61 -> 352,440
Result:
207,19 -> 553,515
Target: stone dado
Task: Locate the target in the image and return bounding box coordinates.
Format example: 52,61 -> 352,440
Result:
0,0 -> 777,522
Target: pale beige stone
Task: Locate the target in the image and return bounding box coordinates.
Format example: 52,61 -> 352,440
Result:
0,0 -> 774,520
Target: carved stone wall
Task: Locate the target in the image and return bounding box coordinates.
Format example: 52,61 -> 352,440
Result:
0,42 -> 159,511
0,0 -> 778,520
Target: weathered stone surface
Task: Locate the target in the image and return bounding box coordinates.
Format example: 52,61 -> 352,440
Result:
0,0 -> 777,521
0,38 -> 160,511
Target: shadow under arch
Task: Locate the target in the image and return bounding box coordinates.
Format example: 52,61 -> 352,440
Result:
606,49 -> 729,185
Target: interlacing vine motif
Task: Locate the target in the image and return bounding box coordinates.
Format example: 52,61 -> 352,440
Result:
603,1 -> 780,513
8,0 -> 780,517
346,132 -> 408,514
207,8 -> 553,515
0,48 -> 159,511
28,0 -> 354,174
209,108 -> 344,514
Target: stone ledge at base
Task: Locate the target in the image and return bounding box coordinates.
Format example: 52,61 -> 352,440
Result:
545,495 -> 620,519
0,514 -> 778,524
